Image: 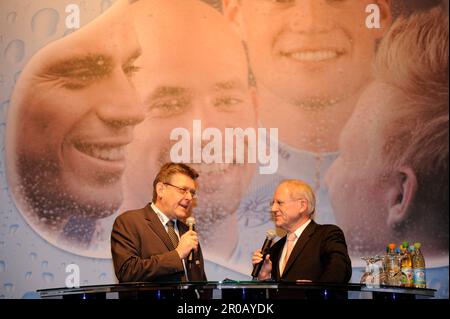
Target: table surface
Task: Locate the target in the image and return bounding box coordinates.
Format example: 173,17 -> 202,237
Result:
37,281 -> 436,298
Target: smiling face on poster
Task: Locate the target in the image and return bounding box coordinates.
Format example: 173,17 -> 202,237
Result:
5,0 -> 144,257
223,0 -> 391,152
226,0 -> 389,107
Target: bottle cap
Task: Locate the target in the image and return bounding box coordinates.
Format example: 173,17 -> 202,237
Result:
414,242 -> 422,249
388,243 -> 396,250
402,241 -> 409,248
409,245 -> 416,252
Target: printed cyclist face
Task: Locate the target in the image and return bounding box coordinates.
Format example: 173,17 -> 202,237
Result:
225,0 -> 390,107
125,0 -> 257,238
325,82 -> 394,256
6,0 -> 144,253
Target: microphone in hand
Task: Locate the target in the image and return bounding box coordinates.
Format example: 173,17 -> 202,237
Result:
251,229 -> 276,280
186,217 -> 196,264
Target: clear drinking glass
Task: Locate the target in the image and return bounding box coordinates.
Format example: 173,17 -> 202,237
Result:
360,256 -> 386,288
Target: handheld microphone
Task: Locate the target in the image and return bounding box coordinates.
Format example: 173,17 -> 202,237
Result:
186,217 -> 196,264
251,229 -> 277,280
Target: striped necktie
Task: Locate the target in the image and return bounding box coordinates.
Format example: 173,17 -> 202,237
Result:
166,220 -> 179,249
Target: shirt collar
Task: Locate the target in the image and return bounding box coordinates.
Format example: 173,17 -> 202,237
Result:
151,202 -> 176,226
291,218 -> 312,239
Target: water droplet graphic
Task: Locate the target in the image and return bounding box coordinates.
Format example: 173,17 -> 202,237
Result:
4,283 -> 14,293
0,260 -> 6,272
42,272 -> 54,283
7,12 -> 17,23
29,252 -> 37,261
4,40 -> 25,64
25,272 -> 32,280
41,260 -> 48,268
101,0 -> 112,12
9,224 -> 19,235
31,8 -> 59,38
99,273 -> 107,280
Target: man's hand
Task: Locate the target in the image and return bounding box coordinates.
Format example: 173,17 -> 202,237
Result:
175,230 -> 198,259
252,249 -> 272,280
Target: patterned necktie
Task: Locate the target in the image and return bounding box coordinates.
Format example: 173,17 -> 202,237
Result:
166,220 -> 179,249
281,232 -> 297,275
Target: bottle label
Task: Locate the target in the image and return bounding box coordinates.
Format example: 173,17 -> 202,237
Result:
414,268 -> 426,285
401,267 -> 414,286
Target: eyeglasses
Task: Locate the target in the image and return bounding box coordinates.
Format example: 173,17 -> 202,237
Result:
270,198 -> 304,207
164,183 -> 197,199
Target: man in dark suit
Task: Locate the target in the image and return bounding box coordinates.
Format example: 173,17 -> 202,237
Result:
111,162 -> 207,283
252,179 -> 351,283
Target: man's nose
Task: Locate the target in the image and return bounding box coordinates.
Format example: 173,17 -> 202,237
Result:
288,0 -> 334,34
189,97 -> 223,128
95,69 -> 145,127
271,201 -> 279,212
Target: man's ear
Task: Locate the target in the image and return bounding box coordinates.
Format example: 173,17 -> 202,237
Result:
374,0 -> 392,39
222,0 -> 247,41
386,166 -> 417,228
155,182 -> 165,200
297,198 -> 309,215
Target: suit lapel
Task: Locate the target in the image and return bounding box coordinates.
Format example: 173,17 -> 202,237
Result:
144,204 -> 175,251
282,220 -> 317,279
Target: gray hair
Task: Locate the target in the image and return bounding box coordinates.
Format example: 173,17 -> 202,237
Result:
281,179 -> 316,216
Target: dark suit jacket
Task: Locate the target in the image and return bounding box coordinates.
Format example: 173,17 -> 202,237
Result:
111,204 -> 207,283
268,220 -> 352,283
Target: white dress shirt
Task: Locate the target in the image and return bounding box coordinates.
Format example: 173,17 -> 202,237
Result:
151,202 -> 188,279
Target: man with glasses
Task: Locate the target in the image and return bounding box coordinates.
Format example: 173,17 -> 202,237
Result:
252,180 -> 351,283
111,162 -> 207,283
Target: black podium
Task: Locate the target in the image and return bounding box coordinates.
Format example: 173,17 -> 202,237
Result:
37,281 -> 435,300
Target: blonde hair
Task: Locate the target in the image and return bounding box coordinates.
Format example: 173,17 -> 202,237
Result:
375,7 -> 448,212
